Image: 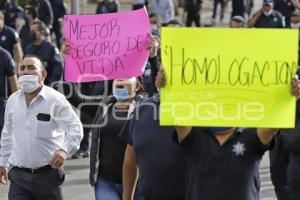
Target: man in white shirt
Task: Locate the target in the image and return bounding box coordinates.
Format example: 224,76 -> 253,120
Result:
150,0 -> 175,25
0,54 -> 83,200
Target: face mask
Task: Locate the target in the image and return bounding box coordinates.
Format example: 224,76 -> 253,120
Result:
208,127 -> 233,134
18,75 -> 40,93
263,10 -> 272,16
113,88 -> 129,102
291,23 -> 300,29
151,24 -> 158,30
30,31 -> 36,41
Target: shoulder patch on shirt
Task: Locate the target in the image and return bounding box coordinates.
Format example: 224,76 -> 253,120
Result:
232,141 -> 246,156
14,32 -> 19,40
54,47 -> 60,55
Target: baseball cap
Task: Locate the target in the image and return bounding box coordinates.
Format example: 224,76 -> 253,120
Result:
263,0 -> 274,5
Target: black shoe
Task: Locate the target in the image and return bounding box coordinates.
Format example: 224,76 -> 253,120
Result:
71,150 -> 89,159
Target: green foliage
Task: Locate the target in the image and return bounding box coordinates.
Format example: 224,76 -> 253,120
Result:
16,0 -> 29,7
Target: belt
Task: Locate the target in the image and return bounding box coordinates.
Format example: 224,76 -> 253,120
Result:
16,165 -> 53,174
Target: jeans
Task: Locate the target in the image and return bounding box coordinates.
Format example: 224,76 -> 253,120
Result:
95,177 -> 140,200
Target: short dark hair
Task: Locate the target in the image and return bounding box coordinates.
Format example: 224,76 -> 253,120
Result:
23,54 -> 46,71
32,21 -> 47,36
25,6 -> 38,19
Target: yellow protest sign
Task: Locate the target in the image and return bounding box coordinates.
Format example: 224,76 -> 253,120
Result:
160,28 -> 298,128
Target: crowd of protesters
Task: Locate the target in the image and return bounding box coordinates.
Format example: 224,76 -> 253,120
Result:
0,0 -> 299,200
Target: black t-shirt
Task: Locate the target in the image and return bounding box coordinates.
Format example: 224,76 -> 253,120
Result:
98,106 -> 128,184
0,26 -> 19,57
255,11 -> 284,28
25,41 -> 62,85
120,95 -> 186,200
0,47 -> 15,98
274,0 -> 295,25
177,128 -> 267,200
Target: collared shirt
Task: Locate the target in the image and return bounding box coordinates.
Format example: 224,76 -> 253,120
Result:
0,85 -> 83,168
254,11 -> 285,28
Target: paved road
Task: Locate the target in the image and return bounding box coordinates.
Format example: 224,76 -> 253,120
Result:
260,152 -> 277,200
0,153 -> 277,200
0,0 -> 280,199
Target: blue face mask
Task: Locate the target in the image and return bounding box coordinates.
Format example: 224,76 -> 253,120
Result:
113,88 -> 129,102
207,127 -> 233,134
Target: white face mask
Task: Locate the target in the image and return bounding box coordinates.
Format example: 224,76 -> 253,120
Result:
263,10 -> 273,16
18,75 -> 41,93
291,22 -> 300,29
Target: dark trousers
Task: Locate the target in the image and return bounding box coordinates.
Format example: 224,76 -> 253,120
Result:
269,133 -> 290,200
288,153 -> 300,200
212,0 -> 224,20
186,12 -> 200,27
52,20 -> 63,49
8,166 -> 65,200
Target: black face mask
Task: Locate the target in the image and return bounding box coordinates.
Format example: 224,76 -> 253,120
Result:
30,31 -> 36,41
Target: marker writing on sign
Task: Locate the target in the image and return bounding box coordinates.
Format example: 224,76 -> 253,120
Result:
69,18 -> 120,40
165,46 -> 296,87
70,34 -> 147,77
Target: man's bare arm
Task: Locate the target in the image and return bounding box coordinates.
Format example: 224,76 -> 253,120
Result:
122,145 -> 138,200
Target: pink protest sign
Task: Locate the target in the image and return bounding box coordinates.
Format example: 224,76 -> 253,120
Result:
63,8 -> 151,82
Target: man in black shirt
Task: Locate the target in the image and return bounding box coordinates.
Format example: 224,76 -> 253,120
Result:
268,14 -> 300,200
29,0 -> 53,29
155,67 -> 300,200
0,46 -> 17,135
19,6 -> 39,51
3,0 -> 23,29
274,0 -> 300,27
248,0 -> 285,28
49,0 -> 66,49
24,21 -> 62,86
121,95 -> 186,200
0,11 -> 23,67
